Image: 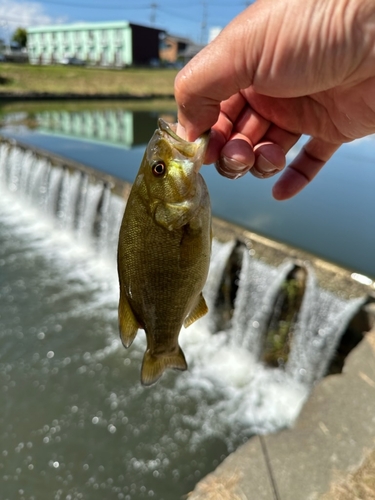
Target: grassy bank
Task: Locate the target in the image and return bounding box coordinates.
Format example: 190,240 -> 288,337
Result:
0,63 -> 178,96
0,99 -> 178,115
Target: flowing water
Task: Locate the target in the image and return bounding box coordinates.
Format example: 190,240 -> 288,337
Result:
0,142 -> 369,500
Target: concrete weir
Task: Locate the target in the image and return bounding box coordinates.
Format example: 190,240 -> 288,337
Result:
1,136 -> 374,499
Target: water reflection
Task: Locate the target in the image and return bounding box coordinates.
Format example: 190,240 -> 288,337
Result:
36,110 -> 173,148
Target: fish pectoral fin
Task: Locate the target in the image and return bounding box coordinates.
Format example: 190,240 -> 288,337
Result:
183,293 -> 208,328
118,291 -> 139,348
141,347 -> 187,386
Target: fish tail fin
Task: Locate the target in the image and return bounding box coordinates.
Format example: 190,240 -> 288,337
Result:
118,290 -> 139,348
141,347 -> 188,386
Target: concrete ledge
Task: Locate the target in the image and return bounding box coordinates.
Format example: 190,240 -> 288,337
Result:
190,435 -> 275,500
188,326 -> 375,500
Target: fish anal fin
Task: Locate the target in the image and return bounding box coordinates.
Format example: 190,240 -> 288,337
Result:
184,293 -> 208,329
118,291 -> 139,348
141,346 -> 187,386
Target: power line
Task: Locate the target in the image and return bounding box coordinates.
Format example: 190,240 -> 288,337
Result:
0,1 -> 251,35
31,0 -> 152,10
34,0 -> 250,8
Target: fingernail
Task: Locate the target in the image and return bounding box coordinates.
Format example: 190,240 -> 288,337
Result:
256,154 -> 279,173
216,156 -> 250,179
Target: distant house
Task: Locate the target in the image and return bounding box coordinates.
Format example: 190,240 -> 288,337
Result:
159,34 -> 204,64
27,21 -> 164,67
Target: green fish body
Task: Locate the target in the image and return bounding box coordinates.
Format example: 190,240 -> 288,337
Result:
117,119 -> 211,385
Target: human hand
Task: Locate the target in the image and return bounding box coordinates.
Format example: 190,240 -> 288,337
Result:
175,0 -> 375,199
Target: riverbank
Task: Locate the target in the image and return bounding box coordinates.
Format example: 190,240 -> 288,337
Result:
0,63 -> 177,97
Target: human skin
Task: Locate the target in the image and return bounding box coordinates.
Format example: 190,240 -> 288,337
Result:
174,0 -> 375,199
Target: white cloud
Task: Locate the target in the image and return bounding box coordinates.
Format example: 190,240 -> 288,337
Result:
0,0 -> 66,36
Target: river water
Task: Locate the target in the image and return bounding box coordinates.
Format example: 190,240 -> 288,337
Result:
0,102 -> 373,500
0,156 -> 310,500
1,102 -> 374,279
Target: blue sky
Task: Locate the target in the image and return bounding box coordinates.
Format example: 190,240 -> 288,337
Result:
0,0 -> 253,45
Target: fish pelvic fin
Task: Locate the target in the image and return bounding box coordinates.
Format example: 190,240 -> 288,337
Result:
141,347 -> 188,386
183,293 -> 208,329
118,290 -> 139,348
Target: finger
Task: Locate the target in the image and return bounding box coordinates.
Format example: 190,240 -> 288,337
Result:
272,138 -> 341,200
250,126 -> 301,178
215,136 -> 255,179
251,142 -> 286,179
219,93 -> 250,132
208,101 -> 272,170
259,125 -> 301,155
204,105 -> 241,164
230,100 -> 272,145
204,128 -> 226,165
176,122 -> 186,139
204,95 -> 261,165
211,113 -> 300,179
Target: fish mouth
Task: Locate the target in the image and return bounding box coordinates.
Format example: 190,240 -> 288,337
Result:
158,118 -> 209,169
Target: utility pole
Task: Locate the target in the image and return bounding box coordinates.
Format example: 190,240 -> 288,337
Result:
200,0 -> 207,45
150,3 -> 157,25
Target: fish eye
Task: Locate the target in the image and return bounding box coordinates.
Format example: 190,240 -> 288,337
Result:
152,161 -> 166,177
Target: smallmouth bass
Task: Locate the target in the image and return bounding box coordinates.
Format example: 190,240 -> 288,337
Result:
117,118 -> 211,386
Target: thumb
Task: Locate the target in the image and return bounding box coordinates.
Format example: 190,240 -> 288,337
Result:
174,5 -> 262,141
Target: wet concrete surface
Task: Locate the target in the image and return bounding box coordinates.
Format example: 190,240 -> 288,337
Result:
189,319 -> 375,500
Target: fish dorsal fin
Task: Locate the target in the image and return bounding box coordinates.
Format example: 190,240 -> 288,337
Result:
183,293 -> 208,329
141,347 -> 187,386
118,291 -> 139,348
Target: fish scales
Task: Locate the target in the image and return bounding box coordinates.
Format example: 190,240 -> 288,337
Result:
117,119 -> 211,386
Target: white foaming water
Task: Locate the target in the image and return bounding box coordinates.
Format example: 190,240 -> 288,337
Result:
0,141 -> 367,447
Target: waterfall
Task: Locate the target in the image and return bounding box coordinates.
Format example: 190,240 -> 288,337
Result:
0,142 -> 125,260
0,138 -> 371,438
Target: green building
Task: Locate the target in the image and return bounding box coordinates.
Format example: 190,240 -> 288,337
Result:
27,21 -> 163,67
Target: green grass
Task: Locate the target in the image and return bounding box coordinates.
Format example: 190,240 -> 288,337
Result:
0,99 -> 177,115
0,63 -> 178,96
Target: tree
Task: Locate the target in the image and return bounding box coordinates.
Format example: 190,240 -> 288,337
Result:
12,27 -> 27,48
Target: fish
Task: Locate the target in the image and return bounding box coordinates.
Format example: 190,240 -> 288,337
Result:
117,118 -> 211,386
